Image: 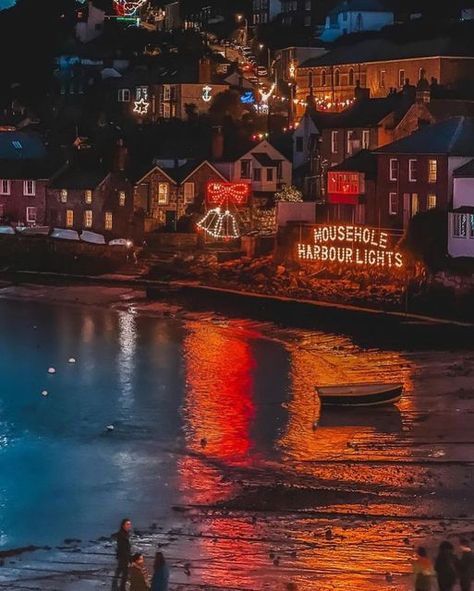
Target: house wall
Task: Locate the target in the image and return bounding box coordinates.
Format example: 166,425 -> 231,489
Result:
448,176 -> 474,258
0,180 -> 48,226
133,169 -> 178,232
293,112 -> 319,169
47,174 -> 134,237
375,153 -> 449,229
178,163 -> 227,210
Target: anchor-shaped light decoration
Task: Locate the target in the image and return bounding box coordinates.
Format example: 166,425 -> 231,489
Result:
202,85 -> 213,103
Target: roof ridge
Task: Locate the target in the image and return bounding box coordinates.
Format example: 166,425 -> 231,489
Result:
448,116 -> 466,153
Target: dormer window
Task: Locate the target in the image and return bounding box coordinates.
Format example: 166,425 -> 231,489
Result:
60,189 -> 68,203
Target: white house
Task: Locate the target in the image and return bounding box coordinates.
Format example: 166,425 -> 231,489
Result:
213,140 -> 292,202
449,159 -> 474,258
293,110 -> 320,170
319,0 -> 394,43
75,2 -> 106,44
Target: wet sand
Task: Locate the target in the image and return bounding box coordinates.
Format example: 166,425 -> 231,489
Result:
0,283 -> 473,591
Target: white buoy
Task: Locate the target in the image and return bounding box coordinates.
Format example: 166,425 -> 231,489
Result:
106,425 -> 114,432
48,367 -> 56,374
41,390 -> 48,397
68,358 -> 76,364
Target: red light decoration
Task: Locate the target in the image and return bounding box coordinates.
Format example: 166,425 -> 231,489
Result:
206,182 -> 250,207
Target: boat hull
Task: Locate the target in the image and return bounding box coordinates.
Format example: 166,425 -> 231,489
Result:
316,383 -> 403,407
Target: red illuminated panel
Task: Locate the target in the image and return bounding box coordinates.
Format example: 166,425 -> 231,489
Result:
328,194 -> 359,205
206,182 -> 250,206
327,172 -> 362,196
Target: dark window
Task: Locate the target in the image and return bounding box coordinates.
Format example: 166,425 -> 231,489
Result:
296,137 -> 304,152
266,168 -> 274,181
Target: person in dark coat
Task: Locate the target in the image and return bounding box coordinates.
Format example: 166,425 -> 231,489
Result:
435,541 -> 459,591
129,553 -> 150,591
113,518 -> 132,591
151,551 -> 170,591
459,538 -> 474,591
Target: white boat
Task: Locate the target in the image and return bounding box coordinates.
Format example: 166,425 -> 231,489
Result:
50,228 -> 80,241
316,382 -> 403,407
80,231 -> 106,244
16,226 -> 50,236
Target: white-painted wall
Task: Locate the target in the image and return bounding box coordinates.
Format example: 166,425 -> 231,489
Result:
320,9 -> 394,42
448,175 -> 474,258
293,112 -> 319,169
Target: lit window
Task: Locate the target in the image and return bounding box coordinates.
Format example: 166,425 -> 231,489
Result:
411,193 -> 419,217
453,213 -> 468,238
428,159 -> 437,183
389,192 -> 398,215
389,158 -> 398,181
398,69 -> 405,87
158,183 -> 169,204
331,130 -> 338,154
84,190 -> 92,204
427,194 -> 437,209
66,209 -> 74,228
380,70 -> 386,89
346,130 -> 354,154
84,210 -> 93,228
183,182 -> 195,203
119,191 -> 126,206
26,206 -> 36,223
23,180 -> 36,196
105,211 -> 113,230
60,189 -> 68,203
362,130 -> 370,149
0,179 -> 11,195
409,159 -> 417,182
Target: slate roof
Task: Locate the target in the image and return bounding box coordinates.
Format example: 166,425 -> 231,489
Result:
50,165 -> 108,189
252,152 -> 281,166
374,116 -> 474,155
329,149 -> 377,178
308,94 -> 403,130
0,132 -> 46,160
300,37 -> 474,68
453,158 -> 474,177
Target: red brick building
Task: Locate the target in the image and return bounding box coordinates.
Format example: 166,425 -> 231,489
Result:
374,117 -> 474,229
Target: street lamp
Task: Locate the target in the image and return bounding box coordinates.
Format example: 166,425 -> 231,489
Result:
236,13 -> 248,46
258,43 -> 271,72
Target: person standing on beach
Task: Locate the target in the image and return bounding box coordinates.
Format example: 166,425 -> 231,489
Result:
129,553 -> 150,591
435,541 -> 459,591
458,538 -> 474,591
113,518 -> 132,591
412,546 -> 434,591
151,551 -> 170,591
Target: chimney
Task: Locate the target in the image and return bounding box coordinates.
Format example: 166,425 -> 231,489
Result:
416,71 -> 431,104
199,58 -> 212,84
211,126 -> 224,161
354,83 -> 369,102
113,138 -> 128,172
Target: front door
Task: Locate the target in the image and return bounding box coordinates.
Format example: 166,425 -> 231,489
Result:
165,210 -> 177,231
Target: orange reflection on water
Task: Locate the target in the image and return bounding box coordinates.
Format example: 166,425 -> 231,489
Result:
182,322 -> 256,461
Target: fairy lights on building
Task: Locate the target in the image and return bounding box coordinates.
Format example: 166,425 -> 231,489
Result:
197,182 -> 250,241
113,0 -> 146,16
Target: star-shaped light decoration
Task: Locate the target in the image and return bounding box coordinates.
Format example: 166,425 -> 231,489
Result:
133,98 -> 149,116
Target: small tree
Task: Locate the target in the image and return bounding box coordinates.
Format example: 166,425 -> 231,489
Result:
274,185 -> 303,203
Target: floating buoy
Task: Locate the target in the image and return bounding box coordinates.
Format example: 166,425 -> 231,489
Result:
48,367 -> 56,374
106,425 -> 114,432
41,390 -> 48,397
68,358 -> 76,364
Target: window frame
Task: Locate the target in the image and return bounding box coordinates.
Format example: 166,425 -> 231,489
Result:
346,130 -> 354,154
66,209 -> 74,228
331,130 -> 338,154
409,159 -> 417,182
158,182 -> 169,205
118,191 -> 126,207
388,192 -> 398,216
427,193 -> 437,209
362,129 -> 370,150
398,69 -> 405,87
60,189 -> 68,203
26,206 -> 37,224
23,180 -> 36,196
266,168 -> 274,182
453,213 -> 468,238
428,159 -> 437,183
105,211 -> 113,231
118,88 -> 131,103
84,189 -> 92,204
389,158 -> 398,181
183,182 -> 195,203
0,179 -> 11,195
84,209 -> 93,228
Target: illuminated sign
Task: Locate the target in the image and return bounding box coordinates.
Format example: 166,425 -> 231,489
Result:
297,225 -> 403,269
202,85 -> 213,102
206,182 -> 250,206
241,91 -> 255,104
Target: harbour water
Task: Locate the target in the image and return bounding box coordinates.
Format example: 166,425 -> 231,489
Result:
1,286 -> 473,590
